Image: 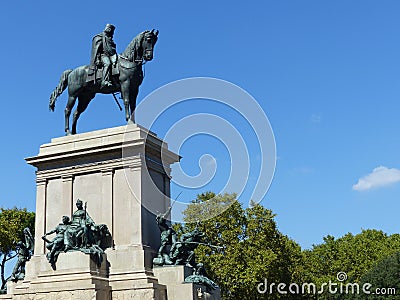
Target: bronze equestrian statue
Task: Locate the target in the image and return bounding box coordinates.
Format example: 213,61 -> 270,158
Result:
49,26 -> 158,135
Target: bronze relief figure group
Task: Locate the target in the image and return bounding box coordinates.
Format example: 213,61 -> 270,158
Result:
42,199 -> 111,270
10,228 -> 34,282
153,210 -> 220,293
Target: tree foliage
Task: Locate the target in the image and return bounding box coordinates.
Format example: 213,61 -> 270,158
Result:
300,230 -> 400,299
351,251 -> 400,300
0,207 -> 35,290
178,192 -> 303,299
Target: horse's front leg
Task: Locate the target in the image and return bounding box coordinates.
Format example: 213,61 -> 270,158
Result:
120,82 -> 131,123
65,95 -> 77,135
129,85 -> 139,124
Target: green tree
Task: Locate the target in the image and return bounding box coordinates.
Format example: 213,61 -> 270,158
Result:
301,230 -> 400,299
0,208 -> 35,290
178,192 -> 303,299
351,251 -> 400,300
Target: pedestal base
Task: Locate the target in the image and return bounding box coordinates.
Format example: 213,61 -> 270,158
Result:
6,251 -> 166,300
12,252 -> 110,300
106,246 -> 167,300
154,266 -> 221,300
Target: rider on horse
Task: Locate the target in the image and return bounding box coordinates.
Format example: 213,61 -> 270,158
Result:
49,28 -> 158,135
90,24 -> 117,88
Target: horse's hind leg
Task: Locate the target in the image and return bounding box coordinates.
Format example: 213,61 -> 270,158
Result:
71,96 -> 93,135
65,95 -> 77,135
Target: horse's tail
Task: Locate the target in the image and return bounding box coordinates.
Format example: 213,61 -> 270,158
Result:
49,69 -> 73,111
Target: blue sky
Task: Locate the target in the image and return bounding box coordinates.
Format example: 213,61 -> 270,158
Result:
1,1 -> 400,250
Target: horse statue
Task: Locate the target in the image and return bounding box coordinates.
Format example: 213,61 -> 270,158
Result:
49,29 -> 159,135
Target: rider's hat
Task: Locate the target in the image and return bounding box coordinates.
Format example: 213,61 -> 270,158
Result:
105,24 -> 115,31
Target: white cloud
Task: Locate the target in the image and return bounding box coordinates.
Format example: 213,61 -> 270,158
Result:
352,166 -> 400,191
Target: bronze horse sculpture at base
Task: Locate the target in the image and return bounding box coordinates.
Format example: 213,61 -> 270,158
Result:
49,30 -> 158,135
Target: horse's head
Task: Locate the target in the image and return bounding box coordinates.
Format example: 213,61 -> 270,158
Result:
141,29 -> 158,61
121,29 -> 159,64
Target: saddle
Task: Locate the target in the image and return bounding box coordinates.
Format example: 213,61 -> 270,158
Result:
86,64 -> 120,84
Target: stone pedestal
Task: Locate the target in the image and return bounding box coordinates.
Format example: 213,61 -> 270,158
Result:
6,282 -> 17,296
9,124 -> 180,299
154,266 -> 221,300
13,252 -> 110,300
